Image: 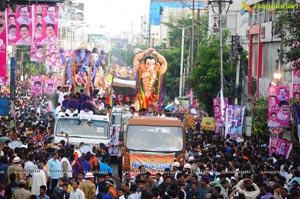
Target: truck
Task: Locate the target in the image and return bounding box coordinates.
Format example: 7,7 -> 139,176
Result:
120,116 -> 186,174
53,112 -> 110,146
108,106 -> 129,158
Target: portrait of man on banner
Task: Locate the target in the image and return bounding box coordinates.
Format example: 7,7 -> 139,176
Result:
225,104 -> 245,142
31,75 -> 42,96
44,78 -> 54,94
269,137 -> 279,156
0,7 -> 6,83
292,67 -> 300,82
213,98 -> 228,128
268,85 -> 290,128
34,5 -> 59,45
293,82 -> 300,104
10,5 -> 33,46
276,139 -> 292,159
30,44 -> 44,62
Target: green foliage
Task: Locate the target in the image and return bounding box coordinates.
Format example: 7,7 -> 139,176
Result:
1,1 -> 17,11
250,97 -> 268,136
109,48 -> 135,66
160,48 -> 182,103
276,0 -> 300,68
158,14 -> 209,103
186,30 -> 247,115
16,46 -> 46,76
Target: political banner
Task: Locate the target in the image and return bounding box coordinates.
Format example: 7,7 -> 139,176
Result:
59,1 -> 84,21
293,104 -> 300,145
292,67 -> 300,82
268,85 -> 290,128
30,75 -> 42,96
33,5 -> 59,45
30,43 -> 44,62
129,153 -> 174,173
225,104 -> 245,141
0,9 -> 6,84
293,83 -> 300,104
52,74 -> 64,90
213,97 -> 228,127
45,45 -> 61,72
201,117 -> 215,131
7,5 -> 33,45
44,77 -> 54,94
269,137 -> 292,159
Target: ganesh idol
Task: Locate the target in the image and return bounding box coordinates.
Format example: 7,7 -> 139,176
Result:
63,42 -> 104,94
133,48 -> 167,112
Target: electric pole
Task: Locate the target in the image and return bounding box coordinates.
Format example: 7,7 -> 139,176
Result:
208,0 -> 233,94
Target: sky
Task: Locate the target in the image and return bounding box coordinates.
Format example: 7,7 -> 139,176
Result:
84,0 -> 150,36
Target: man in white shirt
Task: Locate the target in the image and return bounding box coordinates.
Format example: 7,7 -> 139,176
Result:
16,24 -> 31,45
43,6 -> 58,24
41,23 -> 58,45
16,6 -> 32,25
56,86 -> 64,105
70,180 -> 85,199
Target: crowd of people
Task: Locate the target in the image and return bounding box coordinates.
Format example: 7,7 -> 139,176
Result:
0,83 -> 300,199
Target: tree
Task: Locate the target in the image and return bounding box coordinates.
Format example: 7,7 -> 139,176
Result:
16,46 -> 46,78
158,14 -> 209,103
186,30 -> 247,115
276,0 -> 300,70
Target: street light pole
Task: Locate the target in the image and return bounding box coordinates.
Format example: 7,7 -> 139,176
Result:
208,0 -> 232,93
219,2 -> 224,93
191,0 -> 195,70
179,28 -> 185,97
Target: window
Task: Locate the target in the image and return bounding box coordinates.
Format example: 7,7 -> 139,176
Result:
126,125 -> 183,152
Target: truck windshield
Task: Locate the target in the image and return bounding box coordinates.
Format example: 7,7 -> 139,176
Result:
126,125 -> 183,152
55,118 -> 109,138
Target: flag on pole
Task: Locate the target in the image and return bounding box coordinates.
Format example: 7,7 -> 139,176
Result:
220,89 -> 225,118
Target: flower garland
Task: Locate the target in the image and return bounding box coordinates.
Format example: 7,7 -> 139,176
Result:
86,56 -> 93,95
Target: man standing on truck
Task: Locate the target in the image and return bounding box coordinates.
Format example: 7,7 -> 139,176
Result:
78,97 -> 94,126
65,95 -> 80,117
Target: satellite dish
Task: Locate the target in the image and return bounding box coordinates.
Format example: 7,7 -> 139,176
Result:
8,140 -> 23,150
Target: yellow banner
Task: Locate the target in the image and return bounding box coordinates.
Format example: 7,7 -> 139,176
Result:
201,117 -> 215,130
130,153 -> 174,172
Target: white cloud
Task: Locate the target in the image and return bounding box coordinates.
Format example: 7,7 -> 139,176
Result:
84,0 -> 150,36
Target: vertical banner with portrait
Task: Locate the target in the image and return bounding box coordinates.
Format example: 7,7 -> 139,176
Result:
8,5 -> 33,45
30,75 -> 42,96
268,85 -> 290,128
293,104 -> 300,145
269,137 -> 292,159
213,97 -> 228,127
34,5 -> 59,45
30,43 -> 44,62
0,8 -> 7,84
269,137 -> 279,156
224,104 -> 245,140
44,77 -> 54,94
292,67 -> 300,82
45,45 -> 62,68
52,74 -> 63,89
293,82 -> 300,104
